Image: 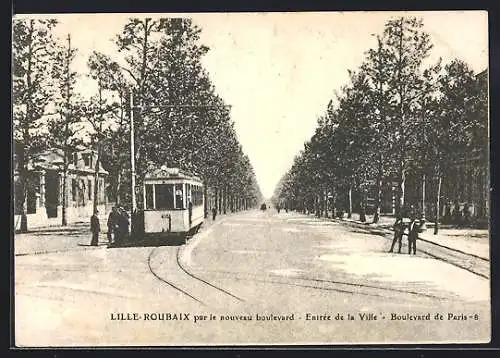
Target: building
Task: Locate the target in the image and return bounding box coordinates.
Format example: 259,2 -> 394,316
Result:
14,146 -> 109,230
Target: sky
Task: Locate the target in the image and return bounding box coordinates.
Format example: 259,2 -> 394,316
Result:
14,11 -> 488,198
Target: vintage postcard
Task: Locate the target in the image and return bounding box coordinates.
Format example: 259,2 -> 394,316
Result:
12,11 -> 490,346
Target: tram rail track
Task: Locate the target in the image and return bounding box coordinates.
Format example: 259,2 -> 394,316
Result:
191,269 -> 450,301
147,245 -> 244,307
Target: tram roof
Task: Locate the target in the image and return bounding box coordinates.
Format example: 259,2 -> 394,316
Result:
144,167 -> 202,182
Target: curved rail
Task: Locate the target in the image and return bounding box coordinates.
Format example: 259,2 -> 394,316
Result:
175,246 -> 244,302
147,247 -> 206,305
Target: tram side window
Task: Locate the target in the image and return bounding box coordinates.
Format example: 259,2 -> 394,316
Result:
186,184 -> 191,204
192,185 -> 203,206
155,184 -> 174,210
145,184 -> 154,209
175,184 -> 184,209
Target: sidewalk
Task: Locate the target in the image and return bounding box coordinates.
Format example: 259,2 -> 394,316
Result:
335,213 -> 489,260
14,222 -> 110,256
14,210 -> 246,256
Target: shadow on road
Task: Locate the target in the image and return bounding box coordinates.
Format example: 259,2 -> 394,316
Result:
107,236 -> 188,249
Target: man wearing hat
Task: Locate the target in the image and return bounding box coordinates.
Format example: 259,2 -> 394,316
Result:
90,210 -> 100,246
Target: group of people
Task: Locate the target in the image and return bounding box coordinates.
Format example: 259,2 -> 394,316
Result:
388,214 -> 426,255
443,202 -> 473,227
89,206 -> 131,246
275,204 -> 289,213
107,206 -> 131,245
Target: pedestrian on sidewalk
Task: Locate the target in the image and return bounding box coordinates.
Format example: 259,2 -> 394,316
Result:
90,210 -> 100,246
388,215 -> 404,253
107,207 -> 118,244
119,206 -> 130,243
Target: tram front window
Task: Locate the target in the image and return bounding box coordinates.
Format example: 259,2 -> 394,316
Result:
155,184 -> 174,210
145,184 -> 154,209
175,184 -> 184,209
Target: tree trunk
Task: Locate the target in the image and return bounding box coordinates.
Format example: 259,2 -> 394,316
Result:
203,182 -> 208,218
347,185 -> 353,219
19,22 -> 36,233
19,144 -> 29,233
93,145 -> 101,214
315,194 -> 320,217
397,166 -> 406,216
373,156 -> 383,223
223,187 -> 227,214
360,188 -> 366,222
61,153 -> 68,226
323,188 -> 328,218
215,187 -> 219,214
331,187 -> 336,218
434,173 -> 442,235
115,169 -> 121,206
422,173 -> 426,219
61,35 -> 72,227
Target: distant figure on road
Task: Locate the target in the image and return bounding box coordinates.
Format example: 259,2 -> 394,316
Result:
388,215 -> 404,253
408,216 -> 424,255
90,210 -> 100,246
277,204 -> 281,213
107,206 -> 118,243
212,207 -> 217,221
452,202 -> 462,227
260,203 -> 267,211
462,203 -> 471,227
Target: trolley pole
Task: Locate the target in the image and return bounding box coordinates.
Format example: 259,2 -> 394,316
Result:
130,91 -> 137,213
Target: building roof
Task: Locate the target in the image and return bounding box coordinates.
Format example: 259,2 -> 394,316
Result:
476,68 -> 488,83
144,166 -> 202,182
26,148 -> 108,175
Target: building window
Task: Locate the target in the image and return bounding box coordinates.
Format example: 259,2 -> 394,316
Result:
82,154 -> 91,167
72,179 -> 77,202
88,179 -> 92,200
97,178 -> 105,204
155,184 -> 174,210
80,179 -> 86,204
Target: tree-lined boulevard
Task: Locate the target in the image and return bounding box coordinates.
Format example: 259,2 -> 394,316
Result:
12,13 -> 490,346
272,18 -> 488,234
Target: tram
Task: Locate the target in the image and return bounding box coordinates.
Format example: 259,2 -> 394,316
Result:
141,166 -> 204,240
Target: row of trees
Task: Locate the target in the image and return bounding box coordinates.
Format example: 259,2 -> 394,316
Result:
272,17 -> 488,234
13,17 -> 263,232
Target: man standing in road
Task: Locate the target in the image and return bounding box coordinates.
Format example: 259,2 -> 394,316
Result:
388,214 -> 404,253
212,207 -> 217,221
90,210 -> 100,246
408,215 -> 424,255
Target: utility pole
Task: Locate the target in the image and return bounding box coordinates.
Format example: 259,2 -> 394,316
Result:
130,90 -> 136,213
